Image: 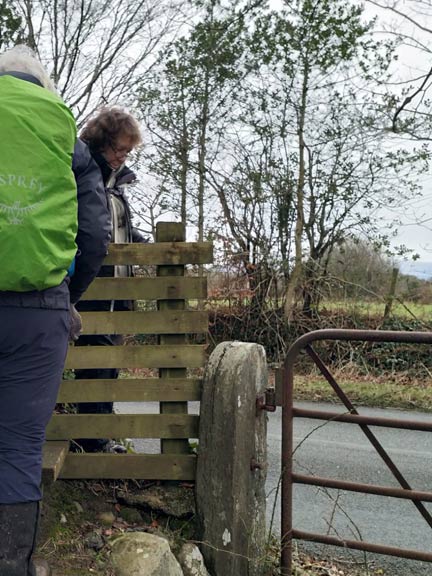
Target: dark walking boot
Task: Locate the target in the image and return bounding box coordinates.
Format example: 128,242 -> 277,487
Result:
0,501 -> 39,575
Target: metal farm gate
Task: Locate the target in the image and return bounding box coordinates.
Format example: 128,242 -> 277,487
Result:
280,329 -> 432,574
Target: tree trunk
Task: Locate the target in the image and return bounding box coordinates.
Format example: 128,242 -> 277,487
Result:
179,81 -> 189,227
284,61 -> 309,319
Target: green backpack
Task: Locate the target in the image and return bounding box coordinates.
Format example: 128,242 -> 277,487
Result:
0,75 -> 77,292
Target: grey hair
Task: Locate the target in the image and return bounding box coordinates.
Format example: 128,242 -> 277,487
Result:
0,45 -> 56,92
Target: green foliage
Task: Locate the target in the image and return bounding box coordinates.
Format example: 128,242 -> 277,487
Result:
366,315 -> 432,375
251,0 -> 373,72
209,298 -> 432,377
0,1 -> 21,50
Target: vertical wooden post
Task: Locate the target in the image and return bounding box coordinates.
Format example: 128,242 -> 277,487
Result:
383,266 -> 399,321
156,222 -> 189,455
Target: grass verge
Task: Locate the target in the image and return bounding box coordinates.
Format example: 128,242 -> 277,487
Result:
293,371 -> 432,412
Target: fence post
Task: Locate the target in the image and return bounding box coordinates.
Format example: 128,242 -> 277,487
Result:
383,266 -> 399,321
196,341 -> 268,576
156,222 -> 189,455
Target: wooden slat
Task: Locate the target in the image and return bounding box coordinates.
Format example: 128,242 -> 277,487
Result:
42,441 -> 69,483
82,276 -> 207,301
57,378 -> 203,403
46,414 -> 199,440
80,310 -> 208,335
65,345 -> 207,369
104,242 -> 213,265
59,453 -> 196,480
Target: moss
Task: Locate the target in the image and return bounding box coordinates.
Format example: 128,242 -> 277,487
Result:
118,507 -> 143,524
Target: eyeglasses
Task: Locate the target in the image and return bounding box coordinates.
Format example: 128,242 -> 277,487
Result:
110,142 -> 133,158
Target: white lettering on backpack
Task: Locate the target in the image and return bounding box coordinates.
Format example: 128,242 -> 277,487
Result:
0,200 -> 42,225
0,174 -> 47,195
0,174 -> 47,223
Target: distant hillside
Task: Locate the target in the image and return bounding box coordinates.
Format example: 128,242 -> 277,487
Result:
399,261 -> 432,280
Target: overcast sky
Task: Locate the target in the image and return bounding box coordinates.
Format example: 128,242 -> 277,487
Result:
368,0 -> 432,261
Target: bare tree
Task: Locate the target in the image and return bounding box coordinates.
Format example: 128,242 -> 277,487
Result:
127,157 -> 175,241
14,0 -> 185,123
366,0 -> 432,137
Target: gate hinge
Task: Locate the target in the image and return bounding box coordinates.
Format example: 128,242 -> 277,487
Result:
256,387 -> 277,413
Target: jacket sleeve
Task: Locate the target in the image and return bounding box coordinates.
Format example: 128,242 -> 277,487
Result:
69,139 -> 111,304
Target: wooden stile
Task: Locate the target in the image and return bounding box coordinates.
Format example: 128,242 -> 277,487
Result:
42,223 -> 212,482
42,442 -> 69,482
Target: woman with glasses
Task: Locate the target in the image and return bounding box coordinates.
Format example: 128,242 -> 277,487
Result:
73,107 -> 148,453
80,107 -> 145,246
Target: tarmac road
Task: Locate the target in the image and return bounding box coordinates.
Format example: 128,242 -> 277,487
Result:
117,400 -> 432,575
266,401 -> 432,575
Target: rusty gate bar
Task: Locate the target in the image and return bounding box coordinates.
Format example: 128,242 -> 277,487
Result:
292,530 -> 432,563
293,473 -> 432,502
293,407 -> 432,431
281,329 -> 432,575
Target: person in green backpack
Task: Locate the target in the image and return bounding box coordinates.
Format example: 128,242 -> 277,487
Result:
0,46 -> 111,576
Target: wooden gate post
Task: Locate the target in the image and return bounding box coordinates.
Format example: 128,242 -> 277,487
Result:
156,222 -> 189,455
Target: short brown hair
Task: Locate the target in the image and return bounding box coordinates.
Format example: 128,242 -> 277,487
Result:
80,107 -> 142,152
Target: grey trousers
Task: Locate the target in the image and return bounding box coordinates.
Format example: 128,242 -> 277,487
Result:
0,306 -> 69,503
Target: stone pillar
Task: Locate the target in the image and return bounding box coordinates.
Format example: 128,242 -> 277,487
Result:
196,342 -> 268,576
